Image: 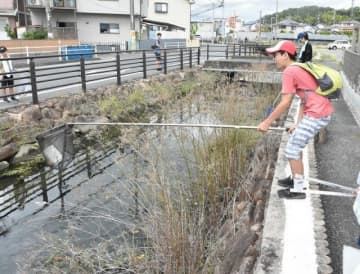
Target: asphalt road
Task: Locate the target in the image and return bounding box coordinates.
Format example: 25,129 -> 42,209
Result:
315,48 -> 360,273
316,98 -> 360,274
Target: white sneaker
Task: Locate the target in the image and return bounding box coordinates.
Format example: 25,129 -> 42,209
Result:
290,175 -> 307,193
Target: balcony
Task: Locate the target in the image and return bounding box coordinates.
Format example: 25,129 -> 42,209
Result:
51,0 -> 76,9
26,0 -> 76,9
26,0 -> 45,8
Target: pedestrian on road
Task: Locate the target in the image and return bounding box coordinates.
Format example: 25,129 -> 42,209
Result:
0,46 -> 17,102
257,40 -> 334,199
297,32 -> 312,63
152,33 -> 162,71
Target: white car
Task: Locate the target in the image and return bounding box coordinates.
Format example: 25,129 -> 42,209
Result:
327,40 -> 351,50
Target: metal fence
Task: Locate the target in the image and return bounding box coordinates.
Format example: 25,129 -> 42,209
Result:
0,43 -> 267,105
0,143 -> 118,220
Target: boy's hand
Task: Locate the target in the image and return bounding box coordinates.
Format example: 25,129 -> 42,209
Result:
257,121 -> 271,132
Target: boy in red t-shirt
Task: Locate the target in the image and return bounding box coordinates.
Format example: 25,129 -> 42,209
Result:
257,40 -> 333,199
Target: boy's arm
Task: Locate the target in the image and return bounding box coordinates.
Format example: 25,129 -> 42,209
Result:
257,93 -> 293,132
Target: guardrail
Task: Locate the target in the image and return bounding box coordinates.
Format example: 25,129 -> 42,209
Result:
0,43 -> 266,105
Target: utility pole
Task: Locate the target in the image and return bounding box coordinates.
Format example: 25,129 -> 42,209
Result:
275,0 -> 278,40
259,10 -> 262,43
351,0 -> 354,20
45,0 -> 53,38
212,2 -> 215,43
130,0 -> 136,49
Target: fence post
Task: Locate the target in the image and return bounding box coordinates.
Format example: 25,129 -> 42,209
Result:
180,48 -> 184,70
189,48 -> 192,68
116,52 -> 121,85
26,47 -> 30,65
164,50 -> 167,74
58,44 -> 62,61
142,50 -> 147,79
80,56 -> 86,93
197,47 -> 200,65
40,170 -> 48,203
226,45 -> 229,59
233,44 -> 236,57
239,44 -> 241,56
207,44 -> 209,60
29,58 -> 39,104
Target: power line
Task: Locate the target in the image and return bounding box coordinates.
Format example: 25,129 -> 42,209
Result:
192,1 -> 224,17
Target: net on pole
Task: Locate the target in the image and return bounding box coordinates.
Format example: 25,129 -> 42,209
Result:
36,124 -> 74,167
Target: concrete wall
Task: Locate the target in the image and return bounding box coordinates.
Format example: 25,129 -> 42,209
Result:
0,18 -> 9,40
30,9 -> 46,26
0,0 -> 15,9
76,14 -> 139,43
0,39 -> 79,53
76,0 -> 141,15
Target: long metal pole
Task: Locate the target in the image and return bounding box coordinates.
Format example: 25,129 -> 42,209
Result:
68,122 -> 285,131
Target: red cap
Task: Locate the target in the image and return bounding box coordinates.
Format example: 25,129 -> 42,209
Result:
266,40 -> 296,56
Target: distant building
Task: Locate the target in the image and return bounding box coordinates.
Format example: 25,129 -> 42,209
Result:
276,19 -> 305,33
24,0 -> 191,42
144,0 -> 191,39
0,0 -> 27,40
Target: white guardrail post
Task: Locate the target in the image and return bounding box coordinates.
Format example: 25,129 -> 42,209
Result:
26,47 -> 30,65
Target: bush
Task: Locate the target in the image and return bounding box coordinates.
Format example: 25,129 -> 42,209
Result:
22,29 -> 48,39
4,24 -> 17,39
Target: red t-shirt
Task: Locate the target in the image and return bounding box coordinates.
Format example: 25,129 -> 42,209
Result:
282,65 -> 334,118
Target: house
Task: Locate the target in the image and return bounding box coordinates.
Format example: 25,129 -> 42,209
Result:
143,0 -> 191,39
26,0 -> 146,42
25,0 -> 191,42
276,19 -> 305,33
0,0 -> 27,40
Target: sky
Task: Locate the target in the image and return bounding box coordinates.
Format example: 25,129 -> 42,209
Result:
191,0 -> 357,22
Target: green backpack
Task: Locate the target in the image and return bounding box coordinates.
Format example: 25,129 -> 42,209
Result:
293,62 -> 342,99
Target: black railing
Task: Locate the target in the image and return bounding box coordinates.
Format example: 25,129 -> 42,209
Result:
0,143 -> 119,220
0,43 -> 267,105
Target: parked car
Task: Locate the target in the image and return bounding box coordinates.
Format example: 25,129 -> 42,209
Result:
327,40 -> 351,50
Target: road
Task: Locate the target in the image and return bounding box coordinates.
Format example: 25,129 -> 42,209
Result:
315,47 -> 360,273
0,47 -> 214,110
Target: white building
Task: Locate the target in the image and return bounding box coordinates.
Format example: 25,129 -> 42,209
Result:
25,0 -> 191,42
144,0 -> 190,39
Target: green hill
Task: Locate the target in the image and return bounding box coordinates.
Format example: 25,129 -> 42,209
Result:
262,5 -> 360,25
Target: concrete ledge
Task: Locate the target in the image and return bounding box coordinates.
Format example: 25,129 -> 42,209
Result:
255,96 -> 332,274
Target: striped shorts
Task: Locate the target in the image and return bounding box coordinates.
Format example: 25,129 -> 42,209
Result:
285,115 -> 331,160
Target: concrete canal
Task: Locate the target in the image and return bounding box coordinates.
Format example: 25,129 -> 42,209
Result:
0,69 -> 283,273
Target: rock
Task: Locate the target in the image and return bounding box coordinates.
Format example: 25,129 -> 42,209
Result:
11,143 -> 40,164
41,107 -> 62,120
0,143 -> 18,161
21,105 -> 42,122
0,161 -> 9,172
62,110 -> 72,120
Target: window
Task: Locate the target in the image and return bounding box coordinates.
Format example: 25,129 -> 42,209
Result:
155,2 -> 168,13
56,22 -> 75,28
100,23 -> 120,34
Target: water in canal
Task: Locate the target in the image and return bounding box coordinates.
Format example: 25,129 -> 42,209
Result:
0,79 -> 276,273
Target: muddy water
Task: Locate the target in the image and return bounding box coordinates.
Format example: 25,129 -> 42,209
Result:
0,101 -> 226,273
